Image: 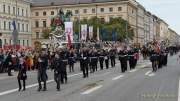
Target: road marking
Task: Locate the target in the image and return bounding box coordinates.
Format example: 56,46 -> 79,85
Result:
112,75 -> 124,80
148,73 -> 155,77
145,71 -> 152,75
0,72 -> 82,96
178,77 -> 180,101
129,69 -> 137,73
81,85 -> 103,95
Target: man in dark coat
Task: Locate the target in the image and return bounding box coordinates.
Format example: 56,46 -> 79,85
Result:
119,48 -> 128,73
37,51 -> 48,91
80,48 -> 89,78
99,49 -> 105,70
52,53 -> 62,91
60,49 -> 68,84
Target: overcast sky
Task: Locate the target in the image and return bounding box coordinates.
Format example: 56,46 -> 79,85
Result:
136,0 -> 180,35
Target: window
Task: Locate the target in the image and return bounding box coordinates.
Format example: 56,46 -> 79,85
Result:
51,11 -> 54,15
43,21 -> 46,28
109,7 -> 113,12
3,5 -> 5,13
8,22 -> 11,30
18,8 -> 19,16
92,8 -> 96,13
100,8 -> 104,12
27,40 -> 29,46
118,7 -> 122,11
18,40 -> 20,45
132,10 -> 134,14
23,40 -> 25,46
4,39 -> 7,44
83,9 -> 87,13
9,40 -> 12,45
26,9 -> 28,17
4,21 -> 6,30
13,7 -> 16,15
100,18 -> 105,23
109,17 -> 113,22
75,10 -> 79,14
26,24 -> 28,32
18,23 -> 20,31
35,21 -> 39,28
22,24 -> 24,32
22,9 -> 24,16
35,12 -> 39,16
36,32 -> 40,39
43,11 -> 46,16
8,6 -> 10,14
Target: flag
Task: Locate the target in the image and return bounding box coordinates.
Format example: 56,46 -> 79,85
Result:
112,28 -> 116,41
65,22 -> 73,48
97,27 -> 100,41
89,26 -> 93,40
12,20 -> 16,30
81,24 -> 87,41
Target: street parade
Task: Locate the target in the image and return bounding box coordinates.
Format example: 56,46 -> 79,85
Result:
0,9 -> 180,93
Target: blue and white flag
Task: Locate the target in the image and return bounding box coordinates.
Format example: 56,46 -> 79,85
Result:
12,20 -> 16,30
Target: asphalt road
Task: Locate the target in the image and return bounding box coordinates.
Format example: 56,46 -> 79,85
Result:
0,54 -> 179,101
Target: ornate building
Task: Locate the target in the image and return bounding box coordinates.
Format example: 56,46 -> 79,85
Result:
0,0 -> 31,48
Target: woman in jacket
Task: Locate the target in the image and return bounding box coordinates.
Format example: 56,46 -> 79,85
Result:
17,57 -> 27,91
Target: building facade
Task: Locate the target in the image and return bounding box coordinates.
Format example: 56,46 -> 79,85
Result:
159,19 -> 169,41
137,4 -> 145,46
30,0 -> 140,45
0,0 -> 31,48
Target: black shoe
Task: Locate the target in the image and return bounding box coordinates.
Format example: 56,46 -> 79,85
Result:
37,88 -> 41,92
23,88 -> 26,91
42,88 -> 47,91
18,88 -> 21,91
57,88 -> 60,91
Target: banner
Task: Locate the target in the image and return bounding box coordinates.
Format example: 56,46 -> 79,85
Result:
65,22 -> 73,41
65,22 -> 73,48
89,26 -> 93,40
81,24 -> 87,41
97,27 -> 100,41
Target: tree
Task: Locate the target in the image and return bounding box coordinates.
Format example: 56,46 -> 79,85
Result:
73,17 -> 134,41
42,28 -> 51,39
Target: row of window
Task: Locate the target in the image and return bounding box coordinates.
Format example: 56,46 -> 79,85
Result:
35,7 -> 122,16
0,21 -> 29,32
35,20 -> 46,28
3,39 -> 29,46
2,4 -> 28,17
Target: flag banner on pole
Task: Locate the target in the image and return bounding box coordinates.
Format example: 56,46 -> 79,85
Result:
81,24 -> 87,41
97,27 -> 100,41
89,26 -> 93,40
65,22 -> 73,47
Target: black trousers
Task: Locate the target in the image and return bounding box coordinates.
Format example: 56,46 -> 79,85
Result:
120,61 -> 127,73
61,71 -> 67,84
38,78 -> 46,90
18,79 -> 26,90
54,72 -> 61,90
152,61 -> 157,72
105,59 -> 109,69
110,58 -> 115,67
69,64 -> 74,73
8,66 -> 12,76
82,62 -> 89,78
99,60 -> 104,70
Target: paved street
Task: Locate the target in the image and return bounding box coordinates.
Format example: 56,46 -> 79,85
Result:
0,54 -> 180,101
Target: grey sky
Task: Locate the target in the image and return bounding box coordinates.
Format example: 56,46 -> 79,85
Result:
136,0 -> 180,35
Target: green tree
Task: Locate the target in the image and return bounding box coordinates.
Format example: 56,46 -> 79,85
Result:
42,28 -> 51,39
73,17 -> 134,41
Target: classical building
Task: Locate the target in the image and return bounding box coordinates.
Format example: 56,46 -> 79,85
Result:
137,4 -> 145,46
158,19 -> 169,41
168,28 -> 180,45
30,0 -> 140,45
0,0 -> 32,48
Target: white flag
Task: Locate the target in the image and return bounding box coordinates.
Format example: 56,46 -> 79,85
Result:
81,24 -> 87,41
65,22 -> 73,42
89,26 -> 93,40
